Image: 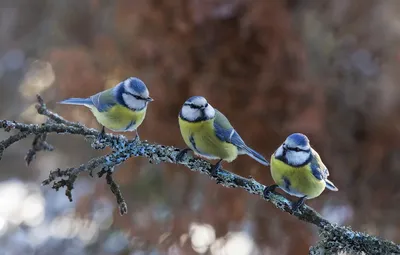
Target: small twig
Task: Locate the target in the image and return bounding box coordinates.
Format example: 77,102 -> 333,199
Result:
36,95 -> 85,129
25,131 -> 54,165
0,131 -> 30,160
106,170 -> 128,215
42,154 -> 116,201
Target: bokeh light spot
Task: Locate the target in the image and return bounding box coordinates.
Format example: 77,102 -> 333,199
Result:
19,60 -> 55,100
21,194 -> 45,227
189,223 -> 216,254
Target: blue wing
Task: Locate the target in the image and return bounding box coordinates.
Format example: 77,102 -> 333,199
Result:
59,88 -> 118,112
213,111 -> 246,148
89,88 -> 117,112
310,149 -> 338,191
213,110 -> 269,166
310,149 -> 329,181
310,162 -> 324,180
214,126 -> 246,149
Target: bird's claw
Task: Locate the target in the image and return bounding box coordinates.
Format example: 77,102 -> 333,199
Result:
210,159 -> 222,178
92,127 -> 106,149
210,166 -> 219,178
176,148 -> 191,162
95,126 -> 106,144
291,196 -> 307,212
262,184 -> 278,199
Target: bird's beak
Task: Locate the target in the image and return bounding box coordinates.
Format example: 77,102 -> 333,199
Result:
145,97 -> 154,102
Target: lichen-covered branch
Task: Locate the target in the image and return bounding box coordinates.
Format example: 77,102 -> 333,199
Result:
0,95 -> 399,255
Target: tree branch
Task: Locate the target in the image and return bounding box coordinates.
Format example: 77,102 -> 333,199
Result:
0,95 -> 398,254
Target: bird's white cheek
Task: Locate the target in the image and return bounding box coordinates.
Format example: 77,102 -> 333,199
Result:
204,106 -> 215,119
122,94 -> 145,110
181,106 -> 201,121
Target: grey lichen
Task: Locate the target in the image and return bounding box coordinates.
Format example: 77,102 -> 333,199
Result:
0,95 -> 399,255
310,227 -> 400,255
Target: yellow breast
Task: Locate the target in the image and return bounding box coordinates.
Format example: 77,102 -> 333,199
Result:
90,105 -> 146,132
270,156 -> 326,199
178,117 -> 238,162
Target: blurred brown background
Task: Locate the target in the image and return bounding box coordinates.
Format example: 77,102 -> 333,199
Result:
0,0 -> 400,254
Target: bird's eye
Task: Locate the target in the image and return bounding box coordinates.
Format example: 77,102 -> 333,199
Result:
134,95 -> 142,100
205,103 -> 208,107
294,147 -> 300,152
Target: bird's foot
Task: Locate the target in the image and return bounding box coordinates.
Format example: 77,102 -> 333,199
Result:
97,126 -> 106,141
210,159 -> 223,178
262,184 -> 278,199
176,148 -> 192,162
291,196 -> 307,211
134,131 -> 140,142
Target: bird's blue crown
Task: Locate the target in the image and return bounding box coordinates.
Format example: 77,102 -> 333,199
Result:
186,96 -> 206,103
124,77 -> 147,93
287,133 -> 309,147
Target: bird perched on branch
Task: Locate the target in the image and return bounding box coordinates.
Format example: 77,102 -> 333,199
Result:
264,133 -> 338,210
59,77 -> 153,139
177,96 -> 269,176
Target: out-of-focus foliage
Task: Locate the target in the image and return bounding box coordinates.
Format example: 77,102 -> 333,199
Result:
0,0 -> 399,254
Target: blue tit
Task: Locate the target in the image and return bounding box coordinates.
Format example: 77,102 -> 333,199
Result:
177,96 -> 269,176
59,77 -> 153,139
264,133 -> 338,210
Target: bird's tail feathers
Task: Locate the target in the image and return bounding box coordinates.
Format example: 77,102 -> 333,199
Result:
242,146 -> 270,166
325,179 -> 338,191
58,98 -> 93,106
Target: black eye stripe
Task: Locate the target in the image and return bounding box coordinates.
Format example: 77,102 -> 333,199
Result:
125,92 -> 144,100
184,103 -> 204,109
286,146 -> 307,152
